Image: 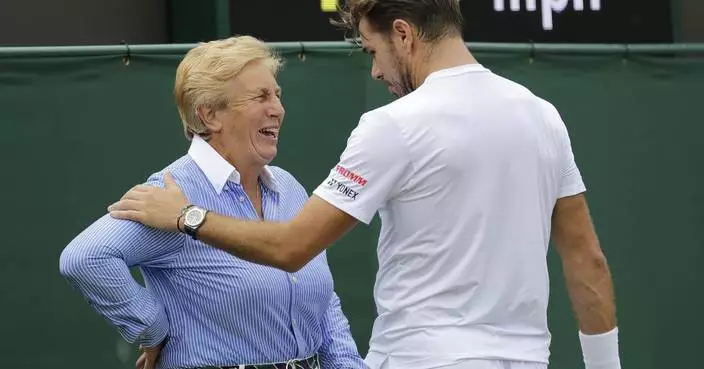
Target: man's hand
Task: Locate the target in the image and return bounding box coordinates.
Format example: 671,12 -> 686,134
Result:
108,172 -> 188,232
136,342 -> 164,369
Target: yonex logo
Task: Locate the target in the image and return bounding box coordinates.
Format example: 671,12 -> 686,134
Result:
493,0 -> 602,31
326,177 -> 359,200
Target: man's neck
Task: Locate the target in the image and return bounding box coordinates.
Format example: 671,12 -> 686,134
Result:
413,37 -> 478,89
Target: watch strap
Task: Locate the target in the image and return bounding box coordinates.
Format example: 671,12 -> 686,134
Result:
177,205 -> 194,233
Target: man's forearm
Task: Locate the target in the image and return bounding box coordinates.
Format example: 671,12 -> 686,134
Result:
564,251 -> 622,369
551,195 -> 621,368
562,250 -> 617,334
195,212 -> 307,272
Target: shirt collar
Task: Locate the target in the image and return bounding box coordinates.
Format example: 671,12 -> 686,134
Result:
187,135 -> 280,194
424,63 -> 488,84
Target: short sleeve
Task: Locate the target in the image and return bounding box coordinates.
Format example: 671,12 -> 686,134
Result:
558,130 -> 586,198
313,112 -> 411,224
542,101 -> 587,198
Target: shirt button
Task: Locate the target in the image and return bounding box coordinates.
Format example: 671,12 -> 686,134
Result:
238,196 -> 245,202
292,319 -> 297,326
291,275 -> 297,283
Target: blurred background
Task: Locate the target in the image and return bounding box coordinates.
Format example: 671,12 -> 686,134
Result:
0,0 -> 702,368
1,0 -> 703,45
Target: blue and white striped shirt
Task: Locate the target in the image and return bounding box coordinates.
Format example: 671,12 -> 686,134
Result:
59,136 -> 365,369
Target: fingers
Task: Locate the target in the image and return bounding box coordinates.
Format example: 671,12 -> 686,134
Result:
108,209 -> 143,222
121,190 -> 145,202
142,346 -> 161,369
108,199 -> 143,212
135,350 -> 157,369
144,356 -> 157,369
120,185 -> 155,202
164,172 -> 186,198
120,183 -> 168,202
163,172 -> 177,189
135,352 -> 147,369
128,184 -> 152,194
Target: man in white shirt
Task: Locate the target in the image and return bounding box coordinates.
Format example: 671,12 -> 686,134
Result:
107,1 -> 622,368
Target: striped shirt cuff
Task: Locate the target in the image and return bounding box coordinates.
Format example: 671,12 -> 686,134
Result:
135,307 -> 169,347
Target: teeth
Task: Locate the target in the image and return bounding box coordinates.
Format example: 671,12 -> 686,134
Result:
259,128 -> 277,137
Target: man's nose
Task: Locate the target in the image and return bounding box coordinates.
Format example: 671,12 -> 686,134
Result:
371,62 -> 382,80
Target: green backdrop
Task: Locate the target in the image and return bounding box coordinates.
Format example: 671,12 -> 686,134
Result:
0,42 -> 702,368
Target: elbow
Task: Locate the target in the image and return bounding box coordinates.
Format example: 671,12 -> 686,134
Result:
263,224 -> 313,273
59,241 -> 93,281
59,245 -> 81,279
274,242 -> 313,273
566,246 -> 610,274
275,250 -> 309,273
588,251 -> 610,273
581,242 -> 609,269
557,233 -> 609,272
279,264 -> 304,273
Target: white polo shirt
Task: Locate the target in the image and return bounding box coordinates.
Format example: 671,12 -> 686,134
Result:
313,63 -> 586,368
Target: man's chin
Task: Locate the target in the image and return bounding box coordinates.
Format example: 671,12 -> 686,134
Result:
387,85 -> 409,98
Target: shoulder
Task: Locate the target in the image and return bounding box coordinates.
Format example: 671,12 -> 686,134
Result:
144,155 -> 211,194
345,106 -> 405,147
342,106 -> 410,163
489,73 -> 561,122
533,95 -> 561,119
533,96 -> 571,139
63,157 -> 195,251
363,92 -> 421,127
359,82 -> 445,134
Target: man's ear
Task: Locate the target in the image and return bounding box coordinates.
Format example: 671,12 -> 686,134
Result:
197,105 -> 223,133
391,19 -> 416,53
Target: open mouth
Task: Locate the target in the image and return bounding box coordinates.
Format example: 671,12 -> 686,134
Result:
258,127 -> 278,139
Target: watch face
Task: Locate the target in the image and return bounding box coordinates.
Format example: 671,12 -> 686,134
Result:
184,208 -> 205,227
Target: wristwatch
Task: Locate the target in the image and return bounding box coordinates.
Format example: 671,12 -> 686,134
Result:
181,205 -> 208,239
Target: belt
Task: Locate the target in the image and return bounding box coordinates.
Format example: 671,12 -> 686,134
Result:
200,354 -> 320,369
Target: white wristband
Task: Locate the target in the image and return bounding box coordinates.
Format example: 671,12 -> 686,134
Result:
579,327 -> 622,369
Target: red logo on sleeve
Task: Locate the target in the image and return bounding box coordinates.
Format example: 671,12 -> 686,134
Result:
335,165 -> 368,186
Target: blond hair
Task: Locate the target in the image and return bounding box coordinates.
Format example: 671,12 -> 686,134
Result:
174,36 -> 282,140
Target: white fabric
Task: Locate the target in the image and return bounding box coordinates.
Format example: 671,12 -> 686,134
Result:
579,327 -> 622,369
313,63 -> 586,368
187,135 -> 279,193
365,351 -> 547,369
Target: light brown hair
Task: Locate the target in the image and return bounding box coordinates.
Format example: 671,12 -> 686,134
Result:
333,0 -> 464,42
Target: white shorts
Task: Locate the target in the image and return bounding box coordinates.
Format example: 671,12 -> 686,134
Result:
364,352 -> 547,369
434,360 -> 547,369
